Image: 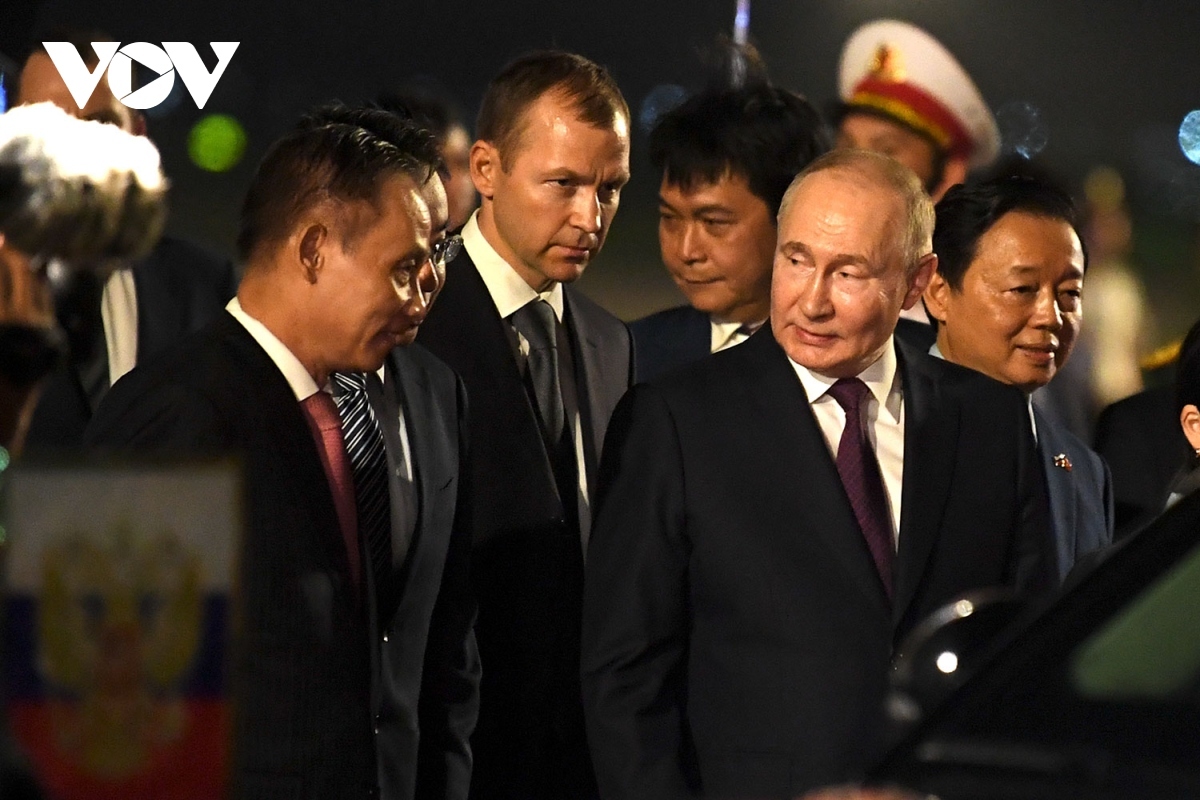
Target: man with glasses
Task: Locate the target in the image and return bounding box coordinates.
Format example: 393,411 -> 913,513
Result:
88,105 -> 480,800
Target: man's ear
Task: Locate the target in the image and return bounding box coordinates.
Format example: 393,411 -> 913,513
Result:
1182,403 -> 1200,452
922,265 -> 952,324
296,223 -> 328,285
903,252 -> 938,311
932,156 -> 969,202
470,140 -> 500,200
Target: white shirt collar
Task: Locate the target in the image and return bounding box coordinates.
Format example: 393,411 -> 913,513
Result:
226,297 -> 320,402
788,337 -> 902,424
462,210 -> 565,322
710,318 -> 765,353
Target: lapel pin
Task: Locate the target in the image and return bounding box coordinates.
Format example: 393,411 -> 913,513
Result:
1053,453 -> 1073,472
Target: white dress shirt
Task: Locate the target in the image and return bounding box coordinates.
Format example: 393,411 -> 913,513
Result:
101,268 -> 139,385
461,212 -> 591,533
788,340 -> 905,545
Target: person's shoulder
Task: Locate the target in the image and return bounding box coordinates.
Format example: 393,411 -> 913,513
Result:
1099,384 -> 1175,425
120,313 -> 246,390
630,305 -> 706,336
391,341 -> 459,390
646,325 -> 769,399
565,284 -> 624,325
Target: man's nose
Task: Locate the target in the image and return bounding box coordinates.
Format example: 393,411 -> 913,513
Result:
677,223 -> 704,264
1030,287 -> 1063,331
799,272 -> 833,319
570,189 -> 602,234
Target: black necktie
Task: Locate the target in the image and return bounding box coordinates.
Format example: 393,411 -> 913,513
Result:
331,371 -> 391,600
827,377 -> 895,598
510,299 -> 566,444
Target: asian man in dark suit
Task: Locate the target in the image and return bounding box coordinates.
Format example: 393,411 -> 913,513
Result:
17,36 -> 237,452
582,150 -> 1053,799
923,174 -> 1113,581
416,51 -> 633,800
631,44 -> 829,382
87,108 -> 479,800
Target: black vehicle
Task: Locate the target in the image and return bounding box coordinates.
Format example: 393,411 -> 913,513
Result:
872,489 -> 1200,799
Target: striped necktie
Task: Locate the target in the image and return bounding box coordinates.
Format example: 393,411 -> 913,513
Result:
331,371 -> 392,601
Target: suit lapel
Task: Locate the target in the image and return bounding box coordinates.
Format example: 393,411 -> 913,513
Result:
375,349 -> 445,627
563,289 -> 606,486
893,341 -> 960,626
1034,407 -> 1075,579
740,331 -> 889,612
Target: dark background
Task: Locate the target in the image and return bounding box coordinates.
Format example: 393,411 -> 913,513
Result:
3,0 -> 1198,337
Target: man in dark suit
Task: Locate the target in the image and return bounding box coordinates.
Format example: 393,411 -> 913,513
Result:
1096,385 -> 1192,537
923,174 -> 1113,580
631,45 -> 828,382
16,36 -> 237,452
416,51 -> 633,800
582,150 -> 1052,799
87,108 -> 479,799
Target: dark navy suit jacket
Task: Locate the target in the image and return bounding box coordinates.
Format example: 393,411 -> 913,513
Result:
629,305 -> 709,383
1034,406 -> 1114,580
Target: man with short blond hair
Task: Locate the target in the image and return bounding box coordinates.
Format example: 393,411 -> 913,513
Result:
582,149 -> 1052,799
416,50 -> 633,800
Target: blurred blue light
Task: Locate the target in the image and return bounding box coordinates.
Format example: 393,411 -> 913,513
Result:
996,100 -> 1048,159
1180,110 -> 1200,166
638,84 -> 688,136
0,74 -> 7,113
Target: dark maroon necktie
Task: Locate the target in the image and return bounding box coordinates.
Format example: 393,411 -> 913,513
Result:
827,377 -> 894,598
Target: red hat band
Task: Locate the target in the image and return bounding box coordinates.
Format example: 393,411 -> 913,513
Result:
849,76 -> 974,159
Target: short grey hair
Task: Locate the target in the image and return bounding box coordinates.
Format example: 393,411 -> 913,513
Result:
777,148 -> 934,274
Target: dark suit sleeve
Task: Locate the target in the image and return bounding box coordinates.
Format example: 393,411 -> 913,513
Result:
415,376 -> 481,800
582,384 -> 695,800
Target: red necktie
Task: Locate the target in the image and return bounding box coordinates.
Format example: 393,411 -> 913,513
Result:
827,377 -> 894,598
300,391 -> 361,589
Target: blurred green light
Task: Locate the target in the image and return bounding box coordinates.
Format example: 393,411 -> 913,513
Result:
188,113 -> 247,173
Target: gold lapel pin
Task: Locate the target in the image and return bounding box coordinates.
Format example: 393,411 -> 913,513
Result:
1053,453 -> 1073,472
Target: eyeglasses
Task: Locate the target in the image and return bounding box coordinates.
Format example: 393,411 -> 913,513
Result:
430,234 -> 463,269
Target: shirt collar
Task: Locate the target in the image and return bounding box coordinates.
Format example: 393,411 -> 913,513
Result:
226,297 -> 320,401
710,317 -> 765,353
788,336 -> 902,423
462,210 -> 565,322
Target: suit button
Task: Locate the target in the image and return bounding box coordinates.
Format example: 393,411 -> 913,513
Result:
382,631 -> 389,643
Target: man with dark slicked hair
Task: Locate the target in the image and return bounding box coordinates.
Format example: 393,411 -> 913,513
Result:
633,44 -> 830,381
88,106 -> 479,800
924,174 -> 1113,581
417,50 -> 633,800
